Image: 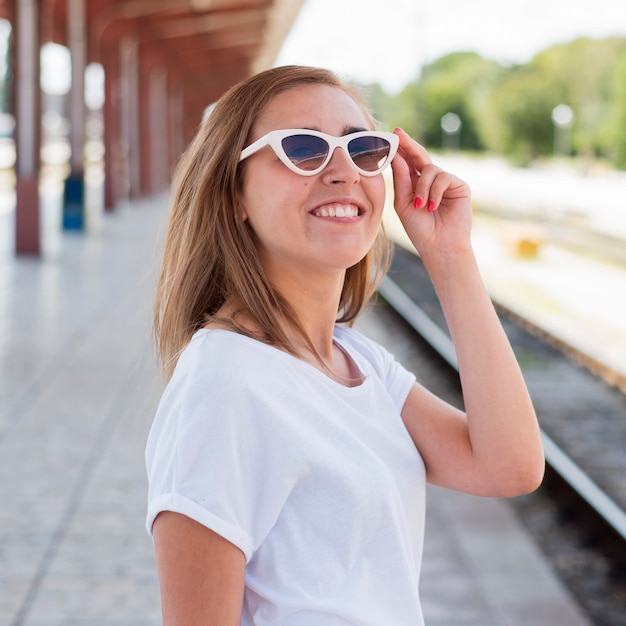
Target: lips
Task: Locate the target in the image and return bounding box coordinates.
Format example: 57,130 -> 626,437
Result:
311,203 -> 361,218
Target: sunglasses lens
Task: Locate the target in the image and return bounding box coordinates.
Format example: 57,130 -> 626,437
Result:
281,134 -> 330,171
348,136 -> 392,172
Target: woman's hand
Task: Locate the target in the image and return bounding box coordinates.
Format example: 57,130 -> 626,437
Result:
390,127 -> 472,259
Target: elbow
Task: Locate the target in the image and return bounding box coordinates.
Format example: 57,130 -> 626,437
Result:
453,455 -> 546,498
499,456 -> 546,498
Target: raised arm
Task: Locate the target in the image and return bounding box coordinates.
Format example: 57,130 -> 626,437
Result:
153,512 -> 246,625
390,128 -> 544,497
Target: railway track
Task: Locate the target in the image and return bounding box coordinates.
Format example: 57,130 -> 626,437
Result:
379,244 -> 626,625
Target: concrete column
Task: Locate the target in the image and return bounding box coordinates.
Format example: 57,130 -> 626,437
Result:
103,51 -> 121,210
148,67 -> 169,193
63,0 -> 86,230
138,49 -> 150,197
168,86 -> 185,172
15,0 -> 41,255
120,37 -> 141,199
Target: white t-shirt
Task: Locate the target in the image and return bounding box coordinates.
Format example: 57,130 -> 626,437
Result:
146,325 -> 426,625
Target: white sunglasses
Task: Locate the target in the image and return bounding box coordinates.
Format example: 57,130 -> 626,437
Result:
239,129 -> 399,177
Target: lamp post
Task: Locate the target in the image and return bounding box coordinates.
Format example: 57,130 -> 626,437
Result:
552,104 -> 574,157
441,112 -> 461,151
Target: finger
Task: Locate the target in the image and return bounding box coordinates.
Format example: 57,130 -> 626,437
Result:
412,164 -> 445,211
390,150 -> 417,210
394,127 -> 432,172
421,169 -> 469,213
423,171 -> 449,212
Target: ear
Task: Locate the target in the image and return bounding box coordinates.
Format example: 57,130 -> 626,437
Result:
236,197 -> 249,223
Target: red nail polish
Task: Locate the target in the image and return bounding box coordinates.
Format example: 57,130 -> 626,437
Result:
427,200 -> 436,213
414,196 -> 424,209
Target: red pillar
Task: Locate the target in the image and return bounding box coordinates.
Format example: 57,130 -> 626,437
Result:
62,0 -> 86,230
138,45 -> 151,196
14,0 -> 42,255
120,36 -> 141,199
138,43 -> 170,196
148,66 -> 169,193
168,85 -> 185,173
103,50 -> 122,210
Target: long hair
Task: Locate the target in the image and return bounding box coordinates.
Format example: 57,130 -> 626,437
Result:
154,65 -> 391,381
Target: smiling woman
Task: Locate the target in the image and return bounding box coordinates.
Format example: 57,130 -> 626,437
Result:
146,64 -> 544,626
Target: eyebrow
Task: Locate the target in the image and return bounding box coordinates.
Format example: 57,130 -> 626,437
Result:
343,125 -> 368,135
300,125 -> 369,136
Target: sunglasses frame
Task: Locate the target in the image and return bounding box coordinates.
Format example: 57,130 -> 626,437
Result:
238,129 -> 399,177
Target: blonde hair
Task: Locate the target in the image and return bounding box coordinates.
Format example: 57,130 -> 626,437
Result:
154,65 -> 391,381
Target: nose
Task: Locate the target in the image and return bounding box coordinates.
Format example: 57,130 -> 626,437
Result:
323,146 -> 360,184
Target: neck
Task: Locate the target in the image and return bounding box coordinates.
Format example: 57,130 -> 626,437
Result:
214,266 -> 362,386
276,277 -> 364,387
273,270 -> 345,360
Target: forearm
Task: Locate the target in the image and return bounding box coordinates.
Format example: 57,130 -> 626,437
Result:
423,247 -> 545,494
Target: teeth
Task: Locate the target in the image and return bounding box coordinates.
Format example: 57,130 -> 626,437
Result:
314,204 -> 359,218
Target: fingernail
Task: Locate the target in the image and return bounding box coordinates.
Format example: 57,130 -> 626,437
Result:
427,200 -> 436,213
414,196 -> 424,209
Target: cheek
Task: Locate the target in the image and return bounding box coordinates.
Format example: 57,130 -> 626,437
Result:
368,179 -> 387,217
241,171 -> 312,224
239,185 -> 291,234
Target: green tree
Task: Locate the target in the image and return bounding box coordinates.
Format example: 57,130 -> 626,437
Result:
530,37 -> 626,157
387,52 -> 501,152
417,75 -> 479,149
609,51 -> 626,168
377,36 -> 626,168
487,66 -> 566,163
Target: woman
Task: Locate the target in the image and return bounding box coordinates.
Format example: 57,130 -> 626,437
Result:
146,65 -> 544,625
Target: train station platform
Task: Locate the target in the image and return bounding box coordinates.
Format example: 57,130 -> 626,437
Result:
0,190 -> 594,624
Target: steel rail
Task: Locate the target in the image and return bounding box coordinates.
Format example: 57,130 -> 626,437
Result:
378,274 -> 626,544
